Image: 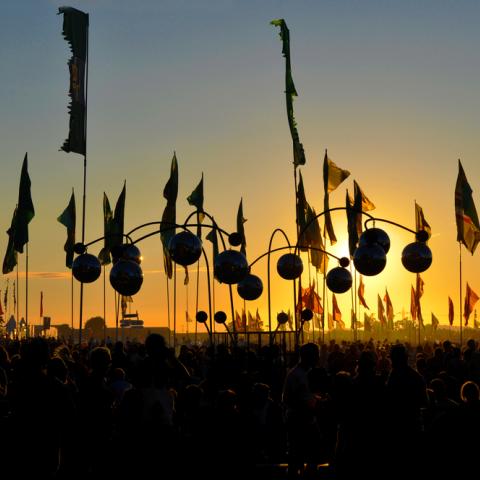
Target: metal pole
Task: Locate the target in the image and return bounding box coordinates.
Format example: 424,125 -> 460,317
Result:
78,20 -> 89,346
25,243 -> 29,336
173,266 -> 177,349
459,242 -> 463,346
103,266 -> 106,342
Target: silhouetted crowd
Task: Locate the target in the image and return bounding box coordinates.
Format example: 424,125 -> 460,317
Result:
0,335 -> 479,479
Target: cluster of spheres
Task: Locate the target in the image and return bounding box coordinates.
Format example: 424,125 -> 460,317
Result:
71,225 -> 432,324
72,242 -> 144,296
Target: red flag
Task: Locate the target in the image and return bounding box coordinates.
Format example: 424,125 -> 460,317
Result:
448,297 -> 454,326
377,294 -> 386,327
464,283 -> 479,326
358,275 -> 369,309
415,201 -> 432,240
416,275 -> 425,300
332,293 -> 342,323
383,289 -> 394,324
410,285 -> 417,321
301,281 -> 323,315
327,313 -> 334,330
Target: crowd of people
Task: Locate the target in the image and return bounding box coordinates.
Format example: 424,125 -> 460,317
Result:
0,334 -> 479,478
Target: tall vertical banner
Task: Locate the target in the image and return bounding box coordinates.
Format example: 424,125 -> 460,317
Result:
58,7 -> 89,155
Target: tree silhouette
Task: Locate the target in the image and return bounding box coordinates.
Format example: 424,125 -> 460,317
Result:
84,316 -> 105,338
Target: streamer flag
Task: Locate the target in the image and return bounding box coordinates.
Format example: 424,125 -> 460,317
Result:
58,6 -> 89,155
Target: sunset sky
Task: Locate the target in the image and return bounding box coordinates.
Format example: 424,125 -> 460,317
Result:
1,0 -> 480,332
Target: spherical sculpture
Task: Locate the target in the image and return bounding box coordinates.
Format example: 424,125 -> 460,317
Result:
277,253 -> 303,280
401,241 -> 432,273
72,253 -> 101,283
214,250 -> 249,284
122,244 -> 142,264
196,311 -> 208,323
228,232 -> 243,247
168,231 -> 202,266
214,311 -> 227,324
326,267 -> 353,293
109,259 -> 143,296
339,257 -> 350,268
73,243 -> 86,255
353,244 -> 387,276
301,309 -> 313,321
416,230 -> 430,242
111,244 -> 126,264
359,228 -> 391,254
237,274 -> 263,301
277,312 -> 289,325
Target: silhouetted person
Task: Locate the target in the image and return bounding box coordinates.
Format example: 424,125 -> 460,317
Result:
283,343 -> 321,478
386,344 -> 427,474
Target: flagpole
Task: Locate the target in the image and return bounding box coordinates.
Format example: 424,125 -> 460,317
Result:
71,270 -> 74,333
166,277 -> 171,346
322,229 -> 327,344
78,18 -> 89,346
25,242 -> 29,337
103,266 -> 106,342
195,259 -> 200,345
16,264 -> 19,338
350,264 -> 355,342
114,291 -> 119,342
307,250 -> 314,342
417,274 -> 420,347
173,266 -> 177,349
293,166 -> 300,341
459,242 -> 463,346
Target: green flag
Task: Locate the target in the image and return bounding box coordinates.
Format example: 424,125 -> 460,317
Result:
296,171 -> 308,250
14,153 -> 35,254
57,189 -> 76,268
161,153 -> 179,278
2,207 -> 18,274
306,205 -> 328,274
455,160 -> 480,254
271,19 -> 306,167
58,6 -> 88,155
323,151 -> 350,245
187,173 -> 205,238
98,192 -> 114,265
237,199 -> 247,257
111,181 -> 126,249
346,190 -> 358,257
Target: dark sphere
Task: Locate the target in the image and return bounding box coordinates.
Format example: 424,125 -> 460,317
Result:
353,243 -> 387,276
401,242 -> 433,273
228,232 -> 243,247
73,243 -> 86,255
122,244 -> 142,264
109,259 -> 143,296
111,244 -> 127,263
237,274 -> 263,301
326,267 -> 353,293
277,253 -> 303,280
72,253 -> 101,283
359,228 -> 391,254
277,312 -> 289,325
196,311 -> 208,323
168,231 -> 202,266
214,250 -> 249,284
214,311 -> 227,324
339,257 -> 350,268
416,230 -> 430,242
301,309 -> 313,321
